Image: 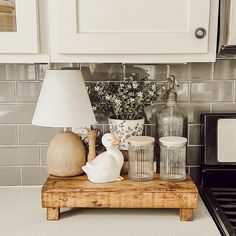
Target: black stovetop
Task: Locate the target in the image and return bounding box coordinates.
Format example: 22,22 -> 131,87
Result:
201,169 -> 236,236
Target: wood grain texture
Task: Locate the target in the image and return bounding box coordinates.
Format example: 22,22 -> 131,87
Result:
47,208 -> 60,220
180,208 -> 193,221
87,130 -> 97,162
42,174 -> 198,221
0,5 -> 14,14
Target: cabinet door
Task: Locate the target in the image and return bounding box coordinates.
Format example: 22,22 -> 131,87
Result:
56,0 -> 211,54
0,0 -> 39,53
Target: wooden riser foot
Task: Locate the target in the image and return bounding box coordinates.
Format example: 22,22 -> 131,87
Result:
179,208 -> 193,221
47,207 -> 60,220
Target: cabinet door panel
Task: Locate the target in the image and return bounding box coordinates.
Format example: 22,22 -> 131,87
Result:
0,0 -> 39,54
57,0 -> 210,54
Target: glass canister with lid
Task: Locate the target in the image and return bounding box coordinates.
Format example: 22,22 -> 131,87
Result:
127,136 -> 155,181
159,136 -> 187,181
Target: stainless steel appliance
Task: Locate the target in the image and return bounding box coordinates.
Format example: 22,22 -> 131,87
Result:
200,113 -> 236,236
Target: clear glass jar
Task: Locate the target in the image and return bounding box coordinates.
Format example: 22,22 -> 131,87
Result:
159,136 -> 187,181
128,136 -> 155,181
152,75 -> 187,140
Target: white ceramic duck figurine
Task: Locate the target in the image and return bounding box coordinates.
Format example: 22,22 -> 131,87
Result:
82,133 -> 124,183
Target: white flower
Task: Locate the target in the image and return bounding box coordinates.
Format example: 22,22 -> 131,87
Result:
129,98 -> 135,103
105,95 -> 111,100
115,99 -> 121,105
120,83 -> 124,88
94,86 -> 100,91
92,106 -> 97,111
148,91 -> 154,96
127,85 -> 132,89
152,84 -> 157,91
137,92 -> 143,97
132,82 -> 138,89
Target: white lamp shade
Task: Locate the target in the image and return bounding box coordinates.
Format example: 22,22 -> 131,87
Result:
32,70 -> 96,128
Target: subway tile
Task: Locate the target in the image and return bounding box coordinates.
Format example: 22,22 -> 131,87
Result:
103,124 -> 110,134
35,64 -> 47,81
0,82 -> 15,103
144,124 -> 156,137
94,111 -> 109,124
22,166 -> 48,185
212,103 -> 236,113
40,146 -> 47,166
176,82 -> 189,102
0,167 -> 21,186
126,64 -> 167,80
170,63 -> 212,81
190,81 -> 233,102
0,147 -> 39,166
189,166 -> 201,186
178,103 -> 210,123
51,63 -> 72,70
0,104 -> 35,124
213,59 -> 236,80
6,64 -> 36,81
16,82 -> 41,103
19,125 -> 58,145
0,125 -> 17,145
85,63 -> 122,81
188,125 -> 202,145
187,146 -> 202,165
0,64 -> 6,80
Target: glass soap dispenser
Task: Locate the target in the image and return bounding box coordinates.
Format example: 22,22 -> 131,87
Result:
155,75 -> 187,139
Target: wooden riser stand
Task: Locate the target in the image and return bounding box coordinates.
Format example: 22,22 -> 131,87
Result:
42,174 -> 198,221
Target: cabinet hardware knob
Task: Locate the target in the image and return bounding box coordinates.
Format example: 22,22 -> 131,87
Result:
195,27 -> 207,39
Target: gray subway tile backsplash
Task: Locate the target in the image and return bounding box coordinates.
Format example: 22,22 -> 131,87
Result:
0,61 -> 235,185
40,146 -> 47,166
212,103 -> 236,113
6,64 -> 36,81
84,63 -> 122,81
0,147 -> 40,166
178,103 -> 211,123
0,104 -> 35,124
0,167 -> 21,186
213,59 -> 236,80
190,81 -> 234,102
19,125 -> 58,145
0,125 -> 18,145
188,125 -> 203,145
170,63 -> 212,81
0,82 -> 15,103
16,82 -> 41,103
22,166 -> 48,186
176,82 -> 189,102
187,146 -> 202,165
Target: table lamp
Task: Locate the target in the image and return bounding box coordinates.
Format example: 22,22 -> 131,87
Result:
32,70 -> 97,177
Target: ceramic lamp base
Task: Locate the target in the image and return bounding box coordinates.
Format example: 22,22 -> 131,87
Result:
46,131 -> 86,177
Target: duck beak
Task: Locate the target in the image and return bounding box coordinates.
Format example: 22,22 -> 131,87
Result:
112,137 -> 121,146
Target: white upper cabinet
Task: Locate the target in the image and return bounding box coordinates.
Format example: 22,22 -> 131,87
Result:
50,0 -> 219,63
0,0 -> 49,63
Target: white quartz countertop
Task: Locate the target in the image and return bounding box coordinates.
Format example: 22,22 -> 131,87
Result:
0,187 -> 220,236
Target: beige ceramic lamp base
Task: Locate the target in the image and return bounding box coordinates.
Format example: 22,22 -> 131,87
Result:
46,131 -> 86,177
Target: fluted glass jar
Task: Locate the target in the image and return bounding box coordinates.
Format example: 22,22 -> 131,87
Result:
159,136 -> 187,181
128,136 -> 155,181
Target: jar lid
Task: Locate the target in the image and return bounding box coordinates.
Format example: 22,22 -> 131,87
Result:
159,136 -> 187,147
127,136 -> 155,146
